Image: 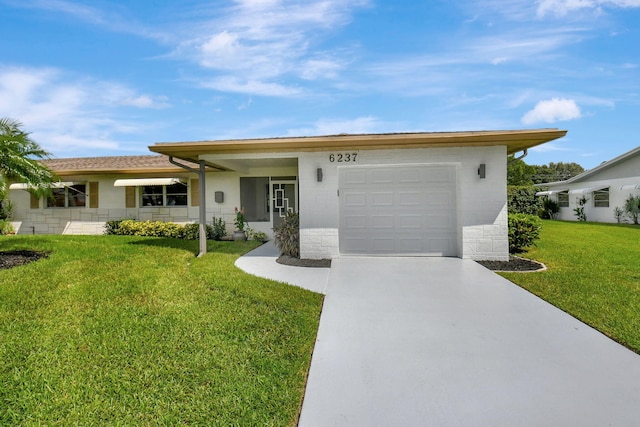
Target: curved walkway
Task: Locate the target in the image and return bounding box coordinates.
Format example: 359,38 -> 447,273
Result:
236,246 -> 640,427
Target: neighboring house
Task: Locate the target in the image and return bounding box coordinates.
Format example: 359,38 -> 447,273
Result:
536,145 -> 640,223
9,129 -> 567,261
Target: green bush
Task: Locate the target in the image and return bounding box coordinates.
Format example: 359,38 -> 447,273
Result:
106,219 -> 214,240
273,212 -> 299,258
0,219 -> 14,235
539,198 -> 560,219
508,214 -> 542,254
211,217 -> 226,241
507,186 -> 543,215
624,195 -> 640,224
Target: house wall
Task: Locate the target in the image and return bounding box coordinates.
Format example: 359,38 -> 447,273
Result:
9,174 -> 199,235
298,146 -> 508,261
550,176 -> 640,223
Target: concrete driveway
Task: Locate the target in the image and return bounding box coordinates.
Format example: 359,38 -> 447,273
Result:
297,257 -> 640,427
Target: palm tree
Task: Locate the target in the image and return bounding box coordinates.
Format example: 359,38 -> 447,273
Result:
0,118 -> 56,196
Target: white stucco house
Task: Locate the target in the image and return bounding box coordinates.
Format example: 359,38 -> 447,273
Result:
8,129 -> 567,261
536,145 -> 640,223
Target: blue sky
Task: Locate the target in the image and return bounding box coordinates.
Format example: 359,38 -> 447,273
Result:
1,0 -> 639,169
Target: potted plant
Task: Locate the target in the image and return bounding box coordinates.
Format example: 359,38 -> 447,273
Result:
233,207 -> 247,241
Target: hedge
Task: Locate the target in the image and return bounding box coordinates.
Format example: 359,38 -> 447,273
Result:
105,219 -> 217,240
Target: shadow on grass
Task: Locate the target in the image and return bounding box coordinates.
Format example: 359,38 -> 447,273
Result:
129,238 -> 261,257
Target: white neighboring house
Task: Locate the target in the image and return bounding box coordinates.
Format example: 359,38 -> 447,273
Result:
8,129 -> 567,261
536,146 -> 640,223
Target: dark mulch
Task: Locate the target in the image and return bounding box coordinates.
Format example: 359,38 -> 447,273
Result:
476,256 -> 545,272
277,255 -> 332,268
277,255 -> 543,272
0,250 -> 49,270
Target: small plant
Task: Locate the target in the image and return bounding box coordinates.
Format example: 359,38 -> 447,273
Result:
246,227 -> 268,242
624,195 -> 640,224
273,212 -> 299,258
508,214 -> 542,254
539,197 -> 560,220
573,196 -> 588,222
613,206 -> 625,224
234,207 -> 246,232
211,216 -> 226,241
0,199 -> 13,220
0,218 -> 14,235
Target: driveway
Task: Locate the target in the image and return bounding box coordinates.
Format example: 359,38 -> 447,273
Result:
297,257 -> 640,427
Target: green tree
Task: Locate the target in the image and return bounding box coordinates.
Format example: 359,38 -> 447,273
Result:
531,162 -> 585,184
0,118 -> 56,195
507,155 -> 536,186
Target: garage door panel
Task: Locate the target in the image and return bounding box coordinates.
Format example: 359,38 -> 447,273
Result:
371,192 -> 394,207
371,215 -> 394,229
339,164 -> 457,256
344,192 -> 367,208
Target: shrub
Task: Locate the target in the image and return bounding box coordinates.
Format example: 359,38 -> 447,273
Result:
539,198 -> 560,219
624,195 -> 640,224
573,196 -> 588,222
273,212 -> 299,258
211,217 -> 226,241
508,214 -> 542,254
614,206 -> 625,223
104,219 -> 125,235
107,219 -> 214,240
0,219 -> 14,235
507,186 -> 543,215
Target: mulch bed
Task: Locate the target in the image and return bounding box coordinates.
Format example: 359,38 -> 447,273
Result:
0,250 -> 49,270
277,255 -> 544,272
277,255 -> 332,268
476,256 -> 546,272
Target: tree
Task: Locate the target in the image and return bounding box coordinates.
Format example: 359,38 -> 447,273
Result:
0,118 -> 56,195
531,162 -> 585,184
507,155 -> 536,186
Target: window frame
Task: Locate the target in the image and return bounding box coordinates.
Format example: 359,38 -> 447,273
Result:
593,188 -> 609,208
557,191 -> 569,208
140,183 -> 188,207
45,184 -> 87,208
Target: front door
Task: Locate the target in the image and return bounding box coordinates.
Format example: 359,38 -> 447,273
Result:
271,179 -> 298,230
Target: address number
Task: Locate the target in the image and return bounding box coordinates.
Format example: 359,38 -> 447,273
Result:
329,153 -> 358,163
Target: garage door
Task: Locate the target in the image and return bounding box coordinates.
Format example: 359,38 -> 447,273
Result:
339,164 -> 458,256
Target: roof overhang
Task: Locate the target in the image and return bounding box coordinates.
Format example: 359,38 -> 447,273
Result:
149,129 -> 567,163
113,178 -> 186,187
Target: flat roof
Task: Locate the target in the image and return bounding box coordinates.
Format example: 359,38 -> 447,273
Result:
148,129 -> 567,163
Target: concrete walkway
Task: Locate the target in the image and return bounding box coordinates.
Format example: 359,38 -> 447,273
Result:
236,247 -> 640,426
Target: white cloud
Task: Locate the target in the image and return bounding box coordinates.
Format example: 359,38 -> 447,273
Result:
172,0 -> 368,96
521,98 -> 582,124
0,65 -> 169,154
536,0 -> 640,16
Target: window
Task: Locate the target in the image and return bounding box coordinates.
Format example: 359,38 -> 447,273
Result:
141,183 -> 187,207
46,184 -> 86,208
240,177 -> 270,222
557,191 -> 569,208
593,188 -> 609,207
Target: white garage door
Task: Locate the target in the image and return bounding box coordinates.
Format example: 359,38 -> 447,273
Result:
339,164 -> 458,256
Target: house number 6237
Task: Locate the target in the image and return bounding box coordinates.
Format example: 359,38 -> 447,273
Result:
329,153 -> 358,163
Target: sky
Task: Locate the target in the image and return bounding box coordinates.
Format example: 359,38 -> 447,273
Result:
0,0 -> 639,169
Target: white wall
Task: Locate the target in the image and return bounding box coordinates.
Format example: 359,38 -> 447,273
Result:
298,146 -> 508,261
550,176 -> 640,223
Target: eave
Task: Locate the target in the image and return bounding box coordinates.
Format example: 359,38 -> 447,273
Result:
149,129 -> 567,163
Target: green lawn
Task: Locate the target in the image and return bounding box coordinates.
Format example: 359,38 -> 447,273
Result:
500,220 -> 640,354
0,235 -> 324,426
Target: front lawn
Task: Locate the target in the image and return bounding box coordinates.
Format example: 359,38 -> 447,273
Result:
500,221 -> 640,354
0,235 -> 323,426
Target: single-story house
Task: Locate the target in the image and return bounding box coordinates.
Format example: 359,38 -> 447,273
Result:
535,145 -> 640,223
9,129 -> 567,261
